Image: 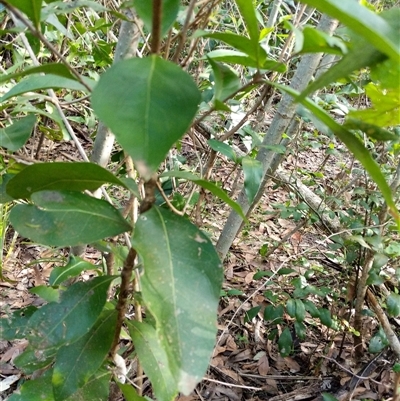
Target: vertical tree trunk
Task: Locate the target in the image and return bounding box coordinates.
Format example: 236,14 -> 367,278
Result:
216,14 -> 339,260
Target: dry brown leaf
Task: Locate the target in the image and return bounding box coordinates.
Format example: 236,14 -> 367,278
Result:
258,354 -> 270,375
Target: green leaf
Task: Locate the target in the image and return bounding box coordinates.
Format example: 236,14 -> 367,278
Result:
127,320 -> 178,401
207,57 -> 241,103
299,7 -> 400,99
368,327 -> 389,353
294,25 -> 347,55
0,64 -> 77,84
0,75 -> 93,103
52,309 -> 117,401
7,369 -> 54,401
131,206 -> 223,395
50,256 -> 96,286
14,345 -> 57,374
322,394 -> 339,401
65,369 -> 110,401
133,0 -> 180,37
206,49 -> 286,71
118,383 -> 152,401
9,190 -> 131,247
0,115 -> 36,151
318,308 -> 332,328
244,306 -> 261,323
302,300 -> 320,318
343,118 -> 398,141
275,84 -> 399,223
286,298 -> 296,318
6,162 -> 126,199
277,327 -> 292,357
234,0 -> 259,43
208,139 -> 237,162
92,56 -> 200,180
26,276 -> 114,349
294,321 -> 306,340
7,0 -> 42,29
29,286 -> 60,303
0,306 -> 37,340
263,304 -> 284,324
160,170 -> 246,220
242,156 -> 263,203
300,0 -> 399,60
387,292 -> 400,317
0,174 -> 15,203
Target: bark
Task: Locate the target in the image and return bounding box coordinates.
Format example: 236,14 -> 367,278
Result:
216,14 -> 339,260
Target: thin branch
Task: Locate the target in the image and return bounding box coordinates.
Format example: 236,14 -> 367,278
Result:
151,0 -> 162,54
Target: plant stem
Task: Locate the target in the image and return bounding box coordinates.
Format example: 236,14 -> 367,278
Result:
151,0 -> 162,55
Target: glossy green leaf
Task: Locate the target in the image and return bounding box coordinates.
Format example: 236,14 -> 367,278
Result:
208,139 -> 237,162
276,84 -> 399,223
50,256 -> 96,286
92,56 -> 200,180
128,320 -> 178,401
0,174 -> 15,203
9,191 -> 131,247
8,369 -> 54,401
53,309 -> 117,401
7,0 -> 42,29
6,162 -> 126,199
286,298 -> 296,318
26,276 -> 114,349
131,206 -> 223,395
0,64 -> 77,84
387,292 -> 400,317
160,170 -> 246,220
0,75 -> 93,103
300,0 -> 399,60
207,58 -> 241,103
242,156 -> 263,203
277,327 -> 292,357
133,0 -> 180,37
0,115 -> 36,151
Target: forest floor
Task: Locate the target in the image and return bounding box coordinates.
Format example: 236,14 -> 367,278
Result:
0,122 -> 398,401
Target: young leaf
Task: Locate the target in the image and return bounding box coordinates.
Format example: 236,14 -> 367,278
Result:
52,309 -> 117,401
9,190 -> 131,247
6,162 -> 128,199
131,206 -> 223,395
242,156 -> 263,203
127,320 -> 178,401
0,115 -> 36,151
26,276 -> 115,350
92,56 -> 200,180
0,75 -> 93,102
